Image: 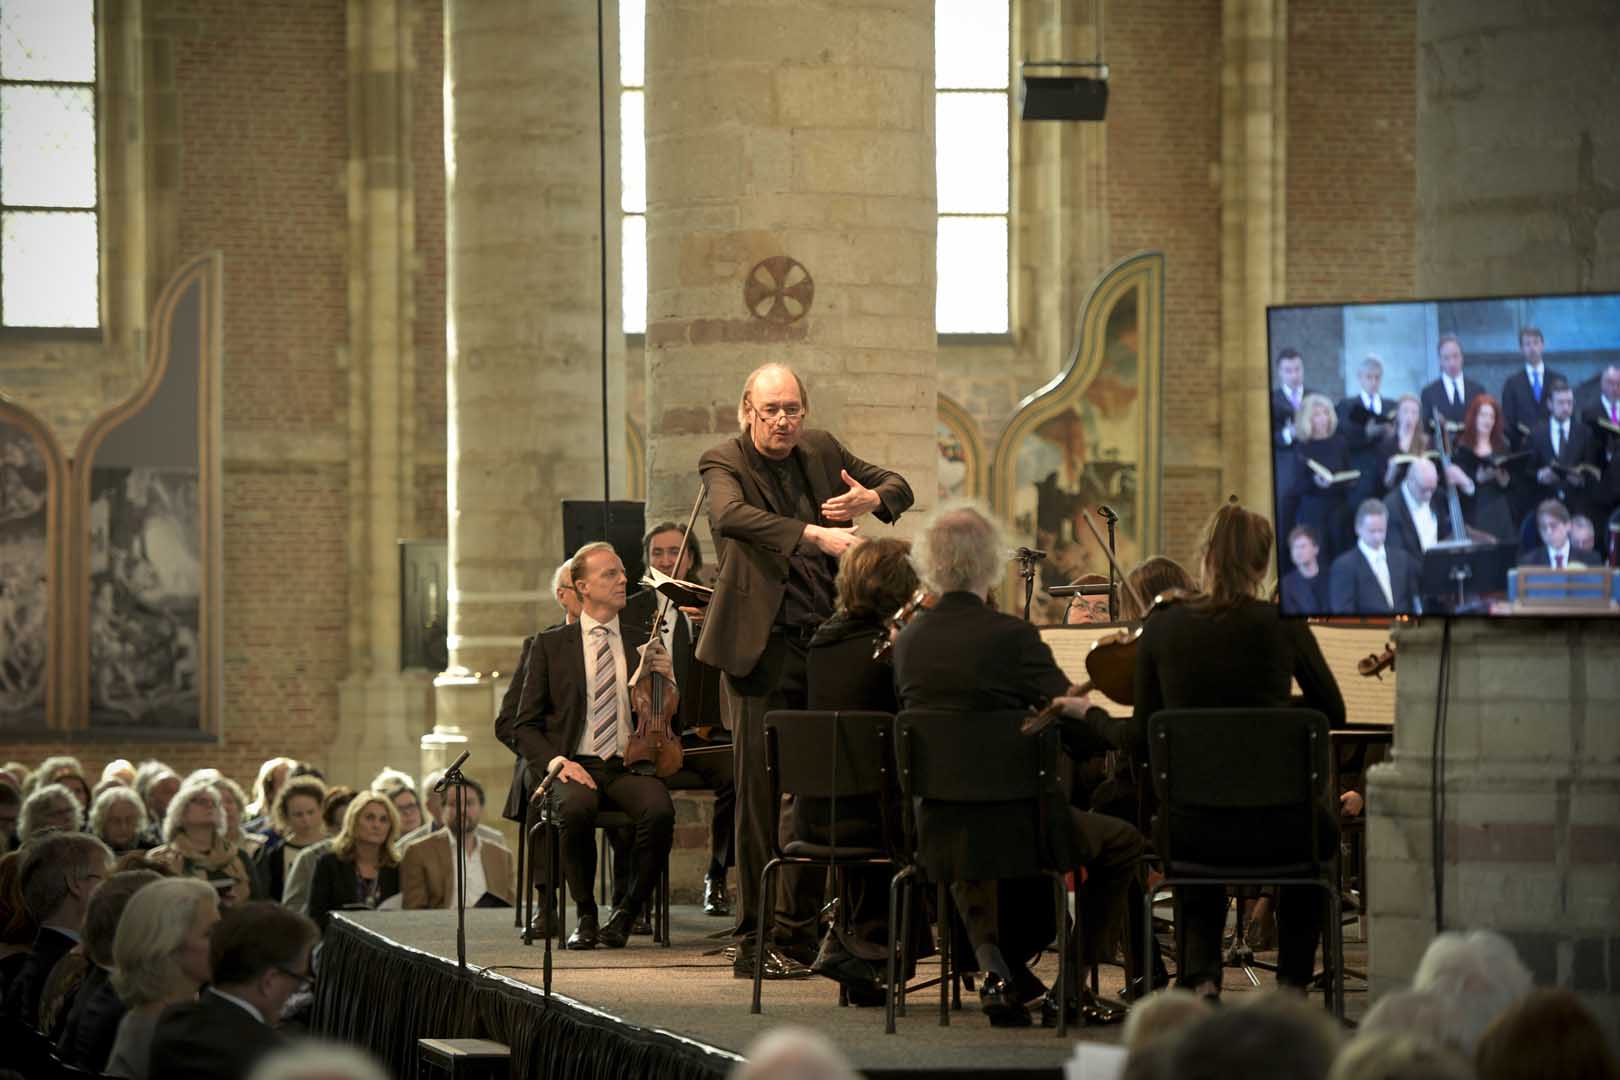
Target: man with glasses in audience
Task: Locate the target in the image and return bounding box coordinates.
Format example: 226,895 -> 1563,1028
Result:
696,362 -> 913,979
148,901 -> 318,1080
4,831 -> 113,1029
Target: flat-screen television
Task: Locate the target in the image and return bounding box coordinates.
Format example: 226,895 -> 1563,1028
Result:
1266,293 -> 1620,618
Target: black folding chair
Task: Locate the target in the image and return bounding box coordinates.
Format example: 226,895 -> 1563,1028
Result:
892,709 -> 1078,1037
1143,707 -> 1344,1018
752,710 -> 901,1014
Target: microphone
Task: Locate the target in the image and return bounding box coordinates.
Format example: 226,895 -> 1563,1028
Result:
1011,546 -> 1048,561
1097,504 -> 1120,524
531,757 -> 568,802
433,750 -> 470,792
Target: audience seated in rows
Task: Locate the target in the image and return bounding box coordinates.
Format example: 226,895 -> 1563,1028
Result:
54,869 -> 161,1071
132,762 -> 181,848
105,876 -> 220,1079
2,831 -> 113,1029
282,786 -> 358,916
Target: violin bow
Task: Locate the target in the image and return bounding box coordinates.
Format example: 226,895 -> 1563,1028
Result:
1079,509 -> 1148,618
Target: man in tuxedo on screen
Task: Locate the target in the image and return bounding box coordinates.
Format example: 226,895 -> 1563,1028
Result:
1271,348 -> 1312,547
1381,458 -> 1451,566
1329,500 -> 1419,615
509,542 -> 677,950
1500,327 -> 1565,451
1337,354 -> 1394,508
1518,500 -> 1599,568
1529,381 -> 1593,521
1420,335 -> 1487,435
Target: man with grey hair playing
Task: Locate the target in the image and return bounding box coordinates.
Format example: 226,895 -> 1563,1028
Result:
892,503 -> 1146,1028
697,362 -> 914,978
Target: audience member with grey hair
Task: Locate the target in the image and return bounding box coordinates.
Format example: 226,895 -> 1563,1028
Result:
55,869 -> 162,1071
32,756 -> 92,818
107,877 -> 221,1080
1166,991 -> 1341,1080
18,782 -> 83,845
3,831 -> 112,1029
99,759 -> 137,787
913,502 -> 1007,597
1357,987 -> 1471,1053
132,762 -> 181,847
1328,1032 -> 1476,1080
148,779 -> 255,907
1123,987 -> 1214,1051
91,786 -> 150,855
731,1025 -> 859,1080
1411,930 -> 1534,1053
246,1041 -> 391,1080
370,767 -> 423,835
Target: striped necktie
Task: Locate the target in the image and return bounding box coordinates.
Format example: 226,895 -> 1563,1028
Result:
588,625 -> 619,759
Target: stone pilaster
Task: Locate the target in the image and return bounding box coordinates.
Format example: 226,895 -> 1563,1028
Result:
1368,4 -> 1620,1042
430,0 -> 625,815
1217,0 -> 1286,511
331,0 -> 432,788
642,0 -> 938,528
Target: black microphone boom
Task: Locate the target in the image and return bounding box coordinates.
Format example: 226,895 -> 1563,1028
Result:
1097,504 -> 1120,524
434,750 -> 470,792
532,757 -> 568,802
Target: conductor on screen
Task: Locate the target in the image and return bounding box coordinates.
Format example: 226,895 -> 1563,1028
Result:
1329,500 -> 1419,616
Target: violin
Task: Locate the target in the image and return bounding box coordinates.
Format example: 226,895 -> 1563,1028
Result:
873,588 -> 934,663
1357,640 -> 1396,680
626,619 -> 685,778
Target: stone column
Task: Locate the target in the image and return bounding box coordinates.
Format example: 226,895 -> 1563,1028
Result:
1369,3 -> 1620,1040
1217,0 -> 1286,512
429,0 -> 625,843
642,0 -> 938,528
330,0 -> 431,788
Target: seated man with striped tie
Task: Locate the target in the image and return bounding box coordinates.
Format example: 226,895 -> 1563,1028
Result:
510,540 -> 677,950
1518,499 -> 1599,569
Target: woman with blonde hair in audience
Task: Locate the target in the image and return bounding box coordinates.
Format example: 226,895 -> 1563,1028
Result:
307,791 -> 402,931
244,757 -> 296,834
256,777 -> 327,902
18,782 -> 83,843
146,779 -> 254,907
90,786 -> 150,855
105,877 -> 220,1080
99,759 -> 137,788
370,767 -> 424,835
34,756 -> 93,824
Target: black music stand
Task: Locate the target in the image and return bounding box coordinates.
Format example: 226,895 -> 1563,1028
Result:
1419,541 -> 1515,613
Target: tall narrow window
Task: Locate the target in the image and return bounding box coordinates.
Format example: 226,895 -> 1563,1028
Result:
0,0 -> 99,329
935,0 -> 1008,334
620,0 -> 645,335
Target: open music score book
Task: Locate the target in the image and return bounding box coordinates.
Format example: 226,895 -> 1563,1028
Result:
1386,450 -> 1441,467
640,565 -> 714,609
1482,449 -> 1533,469
1588,415 -> 1620,438
1305,458 -> 1361,486
1547,460 -> 1602,480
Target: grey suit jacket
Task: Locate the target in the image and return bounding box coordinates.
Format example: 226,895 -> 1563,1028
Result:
695,429 -> 913,678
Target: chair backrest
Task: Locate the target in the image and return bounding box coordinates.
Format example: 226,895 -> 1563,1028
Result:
763,710 -> 893,801
1147,708 -> 1331,868
895,709 -> 1058,803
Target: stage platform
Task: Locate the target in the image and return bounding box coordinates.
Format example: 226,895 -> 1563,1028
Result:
310,907 -> 1368,1079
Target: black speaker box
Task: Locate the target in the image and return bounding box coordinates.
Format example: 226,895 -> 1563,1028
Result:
561,499 -> 646,590
1019,75 -> 1109,121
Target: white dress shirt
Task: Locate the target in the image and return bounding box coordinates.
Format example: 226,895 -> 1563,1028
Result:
1359,540 -> 1395,608
576,610 -> 630,758
1401,484 -> 1439,552
457,831 -> 488,906
1363,393 -> 1382,416
1551,418 -> 1569,458
1445,374 -> 1466,406
209,986 -> 267,1025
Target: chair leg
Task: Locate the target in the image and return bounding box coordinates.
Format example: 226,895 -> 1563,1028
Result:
1053,874 -> 1069,1038
885,867 -> 910,1035
1143,873 -> 1157,1006
751,859 -> 780,1015
897,876 -> 914,1018
937,882 -> 950,1027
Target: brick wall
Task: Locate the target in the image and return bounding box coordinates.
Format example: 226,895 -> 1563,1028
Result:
1287,0 -> 1417,303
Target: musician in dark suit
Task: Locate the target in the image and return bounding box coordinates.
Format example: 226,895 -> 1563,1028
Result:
894,505 -> 1144,1028
510,542 -> 676,950
1499,327 -> 1565,452
1419,334 -> 1487,435
1518,500 -> 1600,568
612,522 -> 735,921
1279,525 -> 1332,616
1580,365 -> 1620,537
1329,500 -> 1420,615
696,363 -> 913,977
1336,354 -> 1395,509
147,902 -> 316,1080
1529,381 -> 1593,520
1381,458 -> 1452,566
1270,348 -> 1312,549
1130,501 -> 1345,996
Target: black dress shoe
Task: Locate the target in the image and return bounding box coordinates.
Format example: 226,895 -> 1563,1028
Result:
732,943 -> 814,980
524,909 -> 553,939
630,910 -> 653,935
1041,987 -> 1128,1027
566,913 -> 599,950
598,909 -> 634,949
979,974 -> 1032,1027
703,877 -> 732,917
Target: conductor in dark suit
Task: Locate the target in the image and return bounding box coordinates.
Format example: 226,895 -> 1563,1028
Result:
147,901 -> 316,1080
1499,327 -> 1565,452
1329,500 -> 1420,615
893,505 -> 1145,1027
1382,458 -> 1451,565
1419,334 -> 1487,435
510,542 -> 676,950
696,362 -> 913,977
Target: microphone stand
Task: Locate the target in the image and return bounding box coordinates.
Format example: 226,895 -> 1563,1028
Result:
1014,549 -> 1042,622
1098,505 -> 1121,620
438,754 -> 471,973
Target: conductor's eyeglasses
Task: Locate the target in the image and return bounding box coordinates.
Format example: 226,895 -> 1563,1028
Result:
754,404 -> 803,423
